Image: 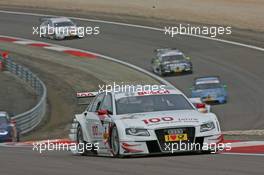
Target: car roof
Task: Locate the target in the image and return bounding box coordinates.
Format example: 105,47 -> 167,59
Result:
194,76 -> 220,85
50,17 -> 72,23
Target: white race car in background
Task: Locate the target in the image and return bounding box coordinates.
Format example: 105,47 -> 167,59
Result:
39,17 -> 83,40
69,86 -> 222,157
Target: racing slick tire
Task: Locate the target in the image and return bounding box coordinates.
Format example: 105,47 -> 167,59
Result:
157,68 -> 166,76
76,124 -> 95,156
110,126 -> 121,157
16,134 -> 20,142
16,131 -> 20,142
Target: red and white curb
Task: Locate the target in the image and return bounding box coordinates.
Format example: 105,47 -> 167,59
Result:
1,139 -> 264,156
0,35 -> 174,87
221,140 -> 264,156
0,36 -> 97,59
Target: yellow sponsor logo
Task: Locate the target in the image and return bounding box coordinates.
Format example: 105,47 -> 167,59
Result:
164,134 -> 188,142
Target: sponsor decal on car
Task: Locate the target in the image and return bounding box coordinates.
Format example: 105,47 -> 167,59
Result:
164,134 -> 188,142
138,89 -> 170,96
142,117 -> 199,125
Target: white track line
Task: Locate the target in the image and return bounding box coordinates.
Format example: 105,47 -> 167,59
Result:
229,141 -> 264,148
13,40 -> 36,45
0,10 -> 263,52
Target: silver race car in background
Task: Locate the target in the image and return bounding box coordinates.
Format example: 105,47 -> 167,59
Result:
69,86 -> 222,157
151,48 -> 193,76
39,17 -> 83,40
0,111 -> 19,142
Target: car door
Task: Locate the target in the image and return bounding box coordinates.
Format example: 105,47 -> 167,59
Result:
85,93 -> 105,142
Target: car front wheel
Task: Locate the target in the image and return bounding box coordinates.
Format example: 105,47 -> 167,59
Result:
110,126 -> 120,157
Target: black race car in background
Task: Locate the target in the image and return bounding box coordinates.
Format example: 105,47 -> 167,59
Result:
151,48 -> 193,76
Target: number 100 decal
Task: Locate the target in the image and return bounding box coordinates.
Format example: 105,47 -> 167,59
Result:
143,117 -> 174,124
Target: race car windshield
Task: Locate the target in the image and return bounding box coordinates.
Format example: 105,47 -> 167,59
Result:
116,94 -> 194,115
0,117 -> 8,124
54,21 -> 75,27
162,55 -> 185,62
195,83 -> 222,90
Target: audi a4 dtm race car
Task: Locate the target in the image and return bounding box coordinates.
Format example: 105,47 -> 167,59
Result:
69,86 -> 222,157
191,76 -> 227,104
39,17 -> 83,40
151,48 -> 193,76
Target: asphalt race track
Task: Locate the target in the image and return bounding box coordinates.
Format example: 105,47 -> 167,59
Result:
0,146 -> 264,175
0,11 -> 264,131
0,10 -> 264,175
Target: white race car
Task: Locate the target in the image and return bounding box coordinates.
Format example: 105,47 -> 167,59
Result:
39,17 -> 83,40
69,86 -> 222,157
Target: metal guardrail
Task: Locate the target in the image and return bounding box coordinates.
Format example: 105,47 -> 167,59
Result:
0,56 -> 47,134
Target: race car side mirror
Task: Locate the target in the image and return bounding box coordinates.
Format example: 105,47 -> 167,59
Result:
196,103 -> 206,109
97,109 -> 108,116
186,57 -> 191,60
195,103 -> 208,113
11,118 -> 16,125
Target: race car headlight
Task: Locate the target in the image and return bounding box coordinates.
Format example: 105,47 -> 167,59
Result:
125,128 -> 150,136
200,122 -> 215,132
0,129 -> 8,135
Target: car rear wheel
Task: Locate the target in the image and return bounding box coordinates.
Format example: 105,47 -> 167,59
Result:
110,126 -> 120,157
77,124 -> 91,156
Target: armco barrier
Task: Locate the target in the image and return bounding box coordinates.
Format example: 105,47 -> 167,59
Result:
0,55 -> 47,134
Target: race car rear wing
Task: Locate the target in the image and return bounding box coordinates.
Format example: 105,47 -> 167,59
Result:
76,91 -> 98,105
76,92 -> 98,98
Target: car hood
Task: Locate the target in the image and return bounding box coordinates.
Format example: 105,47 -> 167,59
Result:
193,88 -> 225,96
114,110 -> 215,129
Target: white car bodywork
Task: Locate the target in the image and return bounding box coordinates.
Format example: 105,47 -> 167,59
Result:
40,17 -> 82,40
69,86 -> 222,157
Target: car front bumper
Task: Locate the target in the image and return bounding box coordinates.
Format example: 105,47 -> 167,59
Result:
202,96 -> 227,104
0,134 -> 12,143
119,134 -> 223,156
